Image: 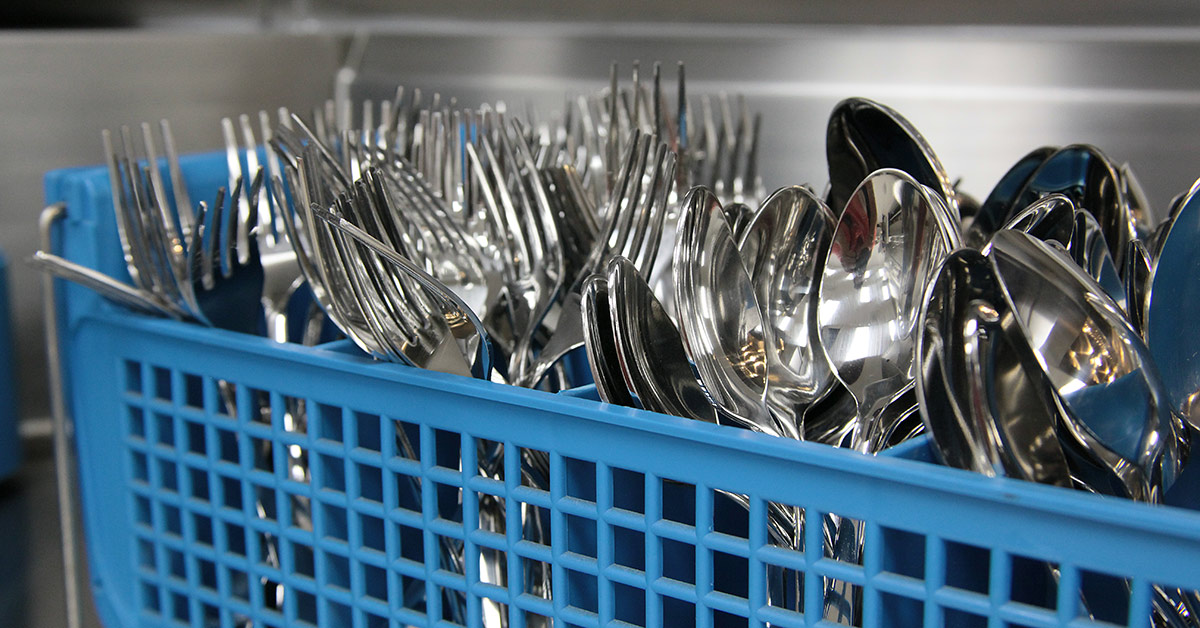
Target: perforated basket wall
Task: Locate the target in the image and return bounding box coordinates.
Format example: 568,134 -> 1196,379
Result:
46,155 -> 1200,628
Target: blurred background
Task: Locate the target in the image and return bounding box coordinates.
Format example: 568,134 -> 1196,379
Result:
1,2 -> 1199,626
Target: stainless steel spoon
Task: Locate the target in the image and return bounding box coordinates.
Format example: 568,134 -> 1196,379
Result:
986,230 -> 1180,501
817,168 -> 960,452
738,185 -> 838,436
916,248 -> 1072,486
673,186 -> 792,438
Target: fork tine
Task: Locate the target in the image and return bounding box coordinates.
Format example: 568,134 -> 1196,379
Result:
222,177 -> 244,279
631,145 -> 677,277
238,114 -> 270,237
159,119 -> 194,238
103,128 -> 148,291
221,117 -> 253,266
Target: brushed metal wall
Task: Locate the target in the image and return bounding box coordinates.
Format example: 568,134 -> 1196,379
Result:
0,32 -> 343,422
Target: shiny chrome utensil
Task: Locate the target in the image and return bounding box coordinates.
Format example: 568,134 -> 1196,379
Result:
674,186 -> 792,438
825,97 -> 959,224
738,185 -> 838,435
916,248 -> 1072,485
581,275 -> 635,407
967,146 -> 1056,248
1012,143 -> 1133,269
1000,193 -> 1076,249
1070,209 -> 1128,312
606,255 -> 719,424
1146,177 -> 1200,432
987,230 -> 1181,502
817,168 -> 960,452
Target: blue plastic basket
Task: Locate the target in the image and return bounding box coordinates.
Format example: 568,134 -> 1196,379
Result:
45,154 -> 1200,628
0,250 -> 19,481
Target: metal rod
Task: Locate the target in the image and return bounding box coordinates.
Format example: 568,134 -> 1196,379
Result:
40,202 -> 81,628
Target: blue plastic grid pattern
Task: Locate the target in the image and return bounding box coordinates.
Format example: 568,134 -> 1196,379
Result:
46,154 -> 1200,628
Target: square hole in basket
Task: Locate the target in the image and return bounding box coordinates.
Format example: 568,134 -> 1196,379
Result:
477,439 -> 503,481
217,428 -> 238,464
220,476 -> 243,511
393,420 -> 420,461
566,568 -> 599,614
317,454 -> 346,493
185,421 -> 206,455
197,557 -> 217,591
137,538 -> 155,570
1010,554 -> 1058,611
613,525 -> 645,572
363,563 -> 388,602
284,445 -> 309,484
325,552 -> 351,590
361,513 -> 385,553
158,459 -> 178,493
131,451 -> 149,483
252,437 -> 275,473
201,603 -> 220,627
365,611 -> 389,628
155,413 -> 175,447
1081,569 -> 1132,623
193,513 -> 213,546
170,591 -> 189,622
255,485 -> 279,524
880,526 -> 925,580
398,523 -> 424,563
523,610 -> 551,628
520,447 -> 550,490
316,403 -> 344,443
523,558 -> 552,599
661,478 -> 696,527
288,494 -> 314,532
322,503 -> 349,542
225,522 -> 247,557
663,595 -> 696,628
614,581 -> 646,625
162,504 -> 182,536
565,513 -> 597,559
765,562 -> 805,613
435,429 -> 462,472
713,549 -> 749,599
395,471 -> 422,514
258,531 -> 282,567
879,591 -> 922,626
183,373 -> 204,409
441,589 -> 468,626
129,406 -> 146,439
713,490 -> 750,540
478,545 -> 508,586
435,483 -> 463,524
153,366 -> 172,401
281,396 -> 306,435
435,535 -> 465,575
564,457 -> 596,503
944,540 -> 990,594
294,589 -> 318,625
227,567 -> 249,602
134,495 -> 152,527
166,547 -> 186,580
214,382 -> 237,419
478,495 -> 506,534
247,387 -> 272,425
522,504 -> 551,546
125,360 -> 143,394
944,607 -> 987,628
766,500 -> 804,550
712,608 -> 747,627
612,467 -> 645,514
355,412 -> 382,452
292,543 -> 315,579
327,600 -> 352,628
823,514 -> 862,562
661,537 -> 696,584
140,581 -> 160,614
356,463 -> 383,504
